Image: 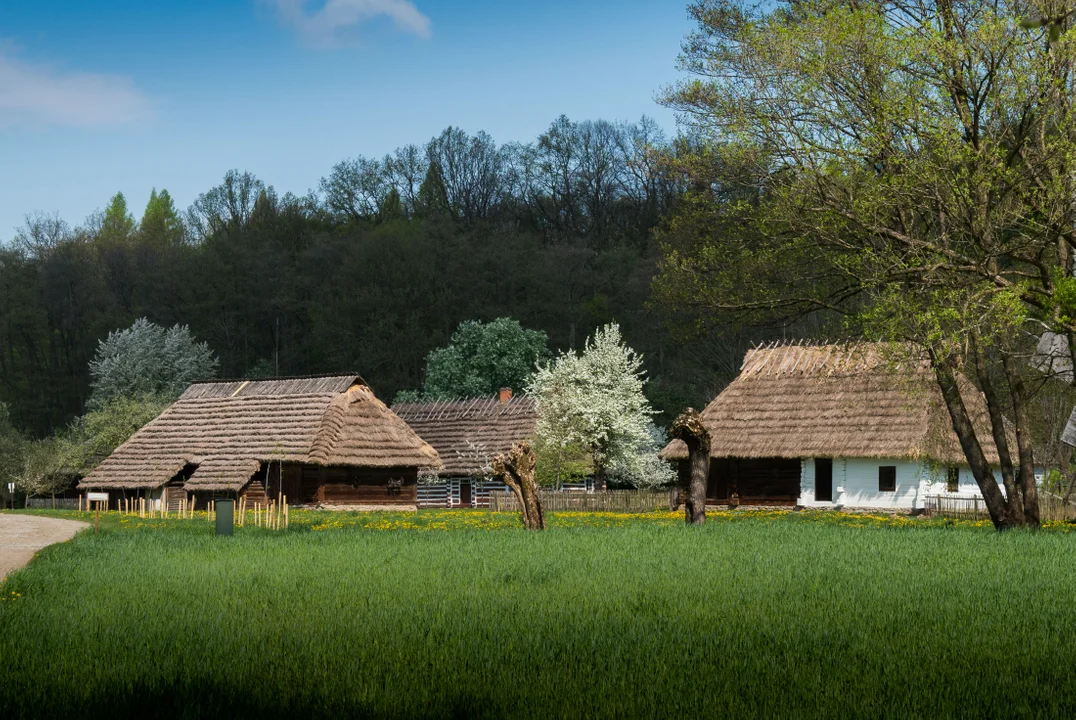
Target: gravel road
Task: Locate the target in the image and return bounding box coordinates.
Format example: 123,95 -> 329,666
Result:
0,513 -> 88,580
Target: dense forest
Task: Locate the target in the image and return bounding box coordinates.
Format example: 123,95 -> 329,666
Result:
0,115 -> 762,438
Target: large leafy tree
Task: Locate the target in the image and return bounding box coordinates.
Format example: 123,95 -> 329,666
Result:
186,169 -> 265,241
64,394 -> 171,475
658,0 -> 1076,529
88,318 -> 219,407
408,317 -> 550,400
528,323 -> 663,490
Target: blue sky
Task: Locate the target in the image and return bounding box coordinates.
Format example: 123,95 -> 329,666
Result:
0,1 -> 692,238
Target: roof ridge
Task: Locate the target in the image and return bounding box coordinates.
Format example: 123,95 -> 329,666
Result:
188,372 -> 363,385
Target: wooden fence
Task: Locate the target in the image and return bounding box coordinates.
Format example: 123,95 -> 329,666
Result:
923,495 -> 990,520
489,489 -> 672,513
924,493 -> 1076,522
24,498 -> 79,510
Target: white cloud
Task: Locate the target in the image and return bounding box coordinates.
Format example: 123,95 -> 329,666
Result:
0,47 -> 152,129
271,0 -> 432,46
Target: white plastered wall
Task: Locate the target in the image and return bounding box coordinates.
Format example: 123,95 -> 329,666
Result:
799,458 -> 1002,510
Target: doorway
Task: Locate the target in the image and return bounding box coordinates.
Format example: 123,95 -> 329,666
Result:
459,481 -> 472,507
815,458 -> 833,502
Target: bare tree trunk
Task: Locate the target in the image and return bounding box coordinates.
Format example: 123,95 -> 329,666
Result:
594,459 -> 607,492
672,409 -> 710,525
971,338 -> 1023,522
931,353 -> 1014,529
675,459 -> 690,511
492,442 -> 545,531
1002,353 -> 1040,527
1063,468 -> 1076,505
1059,444 -> 1076,503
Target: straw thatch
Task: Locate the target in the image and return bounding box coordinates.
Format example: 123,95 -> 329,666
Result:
659,342 -> 1001,465
392,396 -> 538,476
79,375 -> 441,491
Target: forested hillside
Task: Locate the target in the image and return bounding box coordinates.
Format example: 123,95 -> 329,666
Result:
0,116 -> 756,437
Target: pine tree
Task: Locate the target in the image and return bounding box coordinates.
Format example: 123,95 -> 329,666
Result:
140,188 -> 185,246
99,192 -> 136,245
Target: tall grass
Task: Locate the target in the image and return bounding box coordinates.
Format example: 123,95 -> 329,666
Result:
2,511 -> 1076,717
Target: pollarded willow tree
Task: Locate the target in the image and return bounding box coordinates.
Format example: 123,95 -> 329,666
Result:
659,0 -> 1076,529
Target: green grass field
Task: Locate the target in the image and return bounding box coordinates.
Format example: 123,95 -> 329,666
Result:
2,509 -> 1076,718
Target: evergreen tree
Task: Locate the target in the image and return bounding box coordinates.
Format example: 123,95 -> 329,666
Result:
140,188 -> 185,245
417,161 -> 450,217
99,192 -> 136,245
379,187 -> 406,222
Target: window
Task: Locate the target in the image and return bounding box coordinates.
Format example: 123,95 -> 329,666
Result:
878,466 -> 896,492
946,466 -> 960,494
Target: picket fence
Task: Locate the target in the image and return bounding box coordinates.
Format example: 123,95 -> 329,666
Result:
924,493 -> 1076,522
489,489 -> 671,513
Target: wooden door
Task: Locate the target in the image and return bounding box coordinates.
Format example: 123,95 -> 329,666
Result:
300,467 -> 321,505
459,481 -> 472,508
281,465 -> 302,505
815,458 -> 833,502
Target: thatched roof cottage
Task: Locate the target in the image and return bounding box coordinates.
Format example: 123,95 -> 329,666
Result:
660,343 -> 1005,510
392,388 -> 537,507
79,375 -> 441,509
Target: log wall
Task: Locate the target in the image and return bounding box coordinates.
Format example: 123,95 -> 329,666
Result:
317,466 -> 417,505
707,457 -> 801,505
247,463 -> 419,506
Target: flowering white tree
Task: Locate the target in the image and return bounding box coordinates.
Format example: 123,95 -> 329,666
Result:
528,323 -> 667,490
88,318 -> 219,407
611,423 -> 676,489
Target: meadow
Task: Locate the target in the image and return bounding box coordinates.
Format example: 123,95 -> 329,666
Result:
2,508 -> 1076,718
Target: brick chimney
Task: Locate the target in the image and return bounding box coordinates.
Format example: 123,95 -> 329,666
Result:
498,387 -> 512,403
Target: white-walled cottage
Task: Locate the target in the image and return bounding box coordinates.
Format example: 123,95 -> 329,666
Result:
660,342 -> 1010,511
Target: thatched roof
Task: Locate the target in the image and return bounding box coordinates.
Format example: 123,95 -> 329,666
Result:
392,396 -> 538,476
660,343 -> 1001,465
79,375 -> 441,491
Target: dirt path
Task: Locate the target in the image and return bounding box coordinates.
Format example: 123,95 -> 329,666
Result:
0,513 -> 88,580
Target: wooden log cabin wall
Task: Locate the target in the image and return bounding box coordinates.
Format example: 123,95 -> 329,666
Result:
705,458 -> 802,506
240,463 -> 418,506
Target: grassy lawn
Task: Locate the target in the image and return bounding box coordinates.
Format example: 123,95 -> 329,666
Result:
2,509 -> 1076,718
